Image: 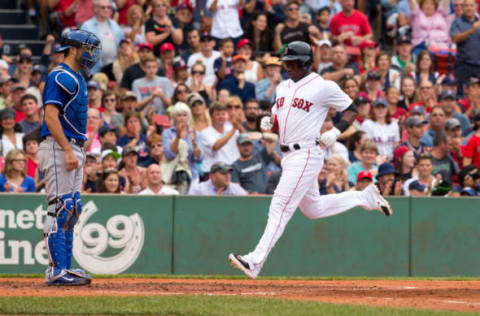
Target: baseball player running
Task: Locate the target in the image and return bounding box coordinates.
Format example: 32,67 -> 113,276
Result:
39,30 -> 101,286
229,41 -> 393,279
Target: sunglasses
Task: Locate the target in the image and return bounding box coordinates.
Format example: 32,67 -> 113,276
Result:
192,70 -> 205,75
227,104 -> 242,109
287,7 -> 299,11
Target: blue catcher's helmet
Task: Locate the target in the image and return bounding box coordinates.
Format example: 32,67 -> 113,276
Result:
59,30 -> 102,75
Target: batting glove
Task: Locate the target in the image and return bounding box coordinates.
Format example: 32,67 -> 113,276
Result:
260,116 -> 273,130
318,127 -> 341,148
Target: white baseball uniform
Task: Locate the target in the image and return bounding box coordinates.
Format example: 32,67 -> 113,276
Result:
242,73 -> 379,277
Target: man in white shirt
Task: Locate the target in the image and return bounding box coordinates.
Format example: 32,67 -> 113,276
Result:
200,102 -> 245,175
207,0 -> 245,41
187,33 -> 221,87
138,164 -> 179,195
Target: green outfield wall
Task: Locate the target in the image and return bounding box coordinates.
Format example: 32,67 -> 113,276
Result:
0,194 -> 478,277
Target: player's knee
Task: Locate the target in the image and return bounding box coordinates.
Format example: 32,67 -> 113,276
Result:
55,193 -> 75,230
69,191 -> 82,229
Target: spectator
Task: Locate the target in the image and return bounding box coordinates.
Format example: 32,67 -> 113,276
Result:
18,94 -> 40,135
329,0 -> 372,49
341,76 -> 360,101
188,162 -> 247,195
242,99 -> 261,132
132,56 -> 173,114
463,111 -> 480,168
414,50 -> 438,85
256,57 -> 282,104
445,117 -> 463,138
82,153 -> 100,193
0,108 -> 24,156
456,165 -> 479,196
217,88 -> 231,104
189,62 -> 215,104
14,54 -> 33,89
187,33 -> 221,87
111,91 -> 138,129
142,133 -> 165,167
450,0 -> 480,96
360,98 -> 400,161
401,116 -> 428,159
386,87 -> 407,122
97,168 -> 123,193
172,59 -> 190,86
180,28 -> 201,63
314,6 -> 340,34
391,31 -> 416,73
347,130 -> 368,162
112,38 -> 140,84
187,93 -> 211,132
447,0 -> 464,29
237,39 -> 264,84
119,146 -> 147,193
0,77 -> 13,110
120,42 -> 164,91
173,3 -> 195,53
321,43 -> 359,83
409,0 -> 450,55
208,0 -> 245,42
321,116 -> 350,162
101,91 -> 121,126
355,170 -> 373,190
421,105 -> 446,147
243,12 -> 273,52
398,76 -> 418,111
22,132 -> 40,182
458,77 -> 480,118
138,163 -> 179,195
273,0 -> 321,52
100,148 -> 121,171
231,133 -> 279,194
162,102 -> 203,191
403,154 -> 437,196
410,79 -> 437,113
85,108 -> 103,154
314,39 -> 333,74
376,51 -> 401,90
0,149 -> 35,192
446,120 -> 464,169
99,125 -> 122,153
376,162 -> 401,196
119,110 -> 149,156
11,83 -> 27,122
321,154 -> 352,194
172,83 -> 191,104
81,0 -> 125,77
430,131 -> 460,184
218,55 -> 256,103
358,40 -> 377,74
200,102 -> 243,178
124,4 -> 147,47
347,140 -> 379,184
394,145 -> 416,182
48,0 -> 79,29
145,0 -> 182,57
408,179 -> 429,196
213,38 -> 234,81
363,70 -> 384,103
439,90 -> 471,136
87,80 -> 103,111
0,60 -> 9,79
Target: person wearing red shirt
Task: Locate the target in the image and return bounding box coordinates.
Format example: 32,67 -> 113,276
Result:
408,79 -> 437,114
463,111 -> 480,168
49,0 -> 79,28
330,0 -> 372,49
23,133 -> 39,180
386,86 -> 407,122
117,0 -> 137,26
458,77 -> 480,118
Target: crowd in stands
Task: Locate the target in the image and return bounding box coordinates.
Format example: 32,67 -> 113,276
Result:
0,0 -> 480,197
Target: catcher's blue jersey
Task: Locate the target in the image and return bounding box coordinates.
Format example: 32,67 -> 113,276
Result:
41,63 -> 88,141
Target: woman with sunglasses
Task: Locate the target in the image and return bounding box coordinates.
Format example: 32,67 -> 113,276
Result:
189,63 -> 215,104
187,92 -> 211,132
0,149 -> 36,192
101,91 -> 121,126
172,84 -> 191,104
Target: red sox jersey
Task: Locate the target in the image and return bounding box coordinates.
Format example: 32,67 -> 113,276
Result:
272,73 -> 352,145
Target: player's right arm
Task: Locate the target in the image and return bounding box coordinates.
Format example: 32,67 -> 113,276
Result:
44,104 -> 78,171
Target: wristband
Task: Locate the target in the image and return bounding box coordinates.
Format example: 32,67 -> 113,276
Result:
335,119 -> 350,133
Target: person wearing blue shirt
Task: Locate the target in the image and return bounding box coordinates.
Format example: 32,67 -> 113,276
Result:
0,149 -> 35,192
188,162 -> 247,195
218,55 -> 255,104
38,30 -> 101,286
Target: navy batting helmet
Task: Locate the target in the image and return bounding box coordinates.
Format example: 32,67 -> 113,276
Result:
60,30 -> 102,75
280,41 -> 313,69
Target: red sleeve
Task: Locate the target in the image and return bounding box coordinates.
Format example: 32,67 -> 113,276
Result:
463,136 -> 477,159
330,15 -> 340,35
361,13 -> 372,35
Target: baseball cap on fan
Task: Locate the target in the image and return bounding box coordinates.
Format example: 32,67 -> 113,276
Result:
210,162 -> 232,174
237,133 -> 253,145
357,170 -> 373,182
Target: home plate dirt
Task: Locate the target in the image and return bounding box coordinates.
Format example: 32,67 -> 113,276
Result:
1,278 -> 480,313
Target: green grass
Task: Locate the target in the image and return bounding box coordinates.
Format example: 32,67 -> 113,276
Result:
0,296 -> 474,316
2,273 -> 480,281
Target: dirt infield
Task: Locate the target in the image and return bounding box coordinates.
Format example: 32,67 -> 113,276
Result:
1,278 -> 480,313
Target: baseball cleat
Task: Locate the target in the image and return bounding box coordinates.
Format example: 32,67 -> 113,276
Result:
365,184 -> 393,216
46,274 -> 91,286
228,253 -> 257,279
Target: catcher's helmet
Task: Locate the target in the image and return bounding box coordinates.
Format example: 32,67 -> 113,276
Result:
280,41 -> 313,69
59,30 -> 102,75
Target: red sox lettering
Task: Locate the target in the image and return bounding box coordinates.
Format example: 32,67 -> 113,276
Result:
276,97 -> 313,113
